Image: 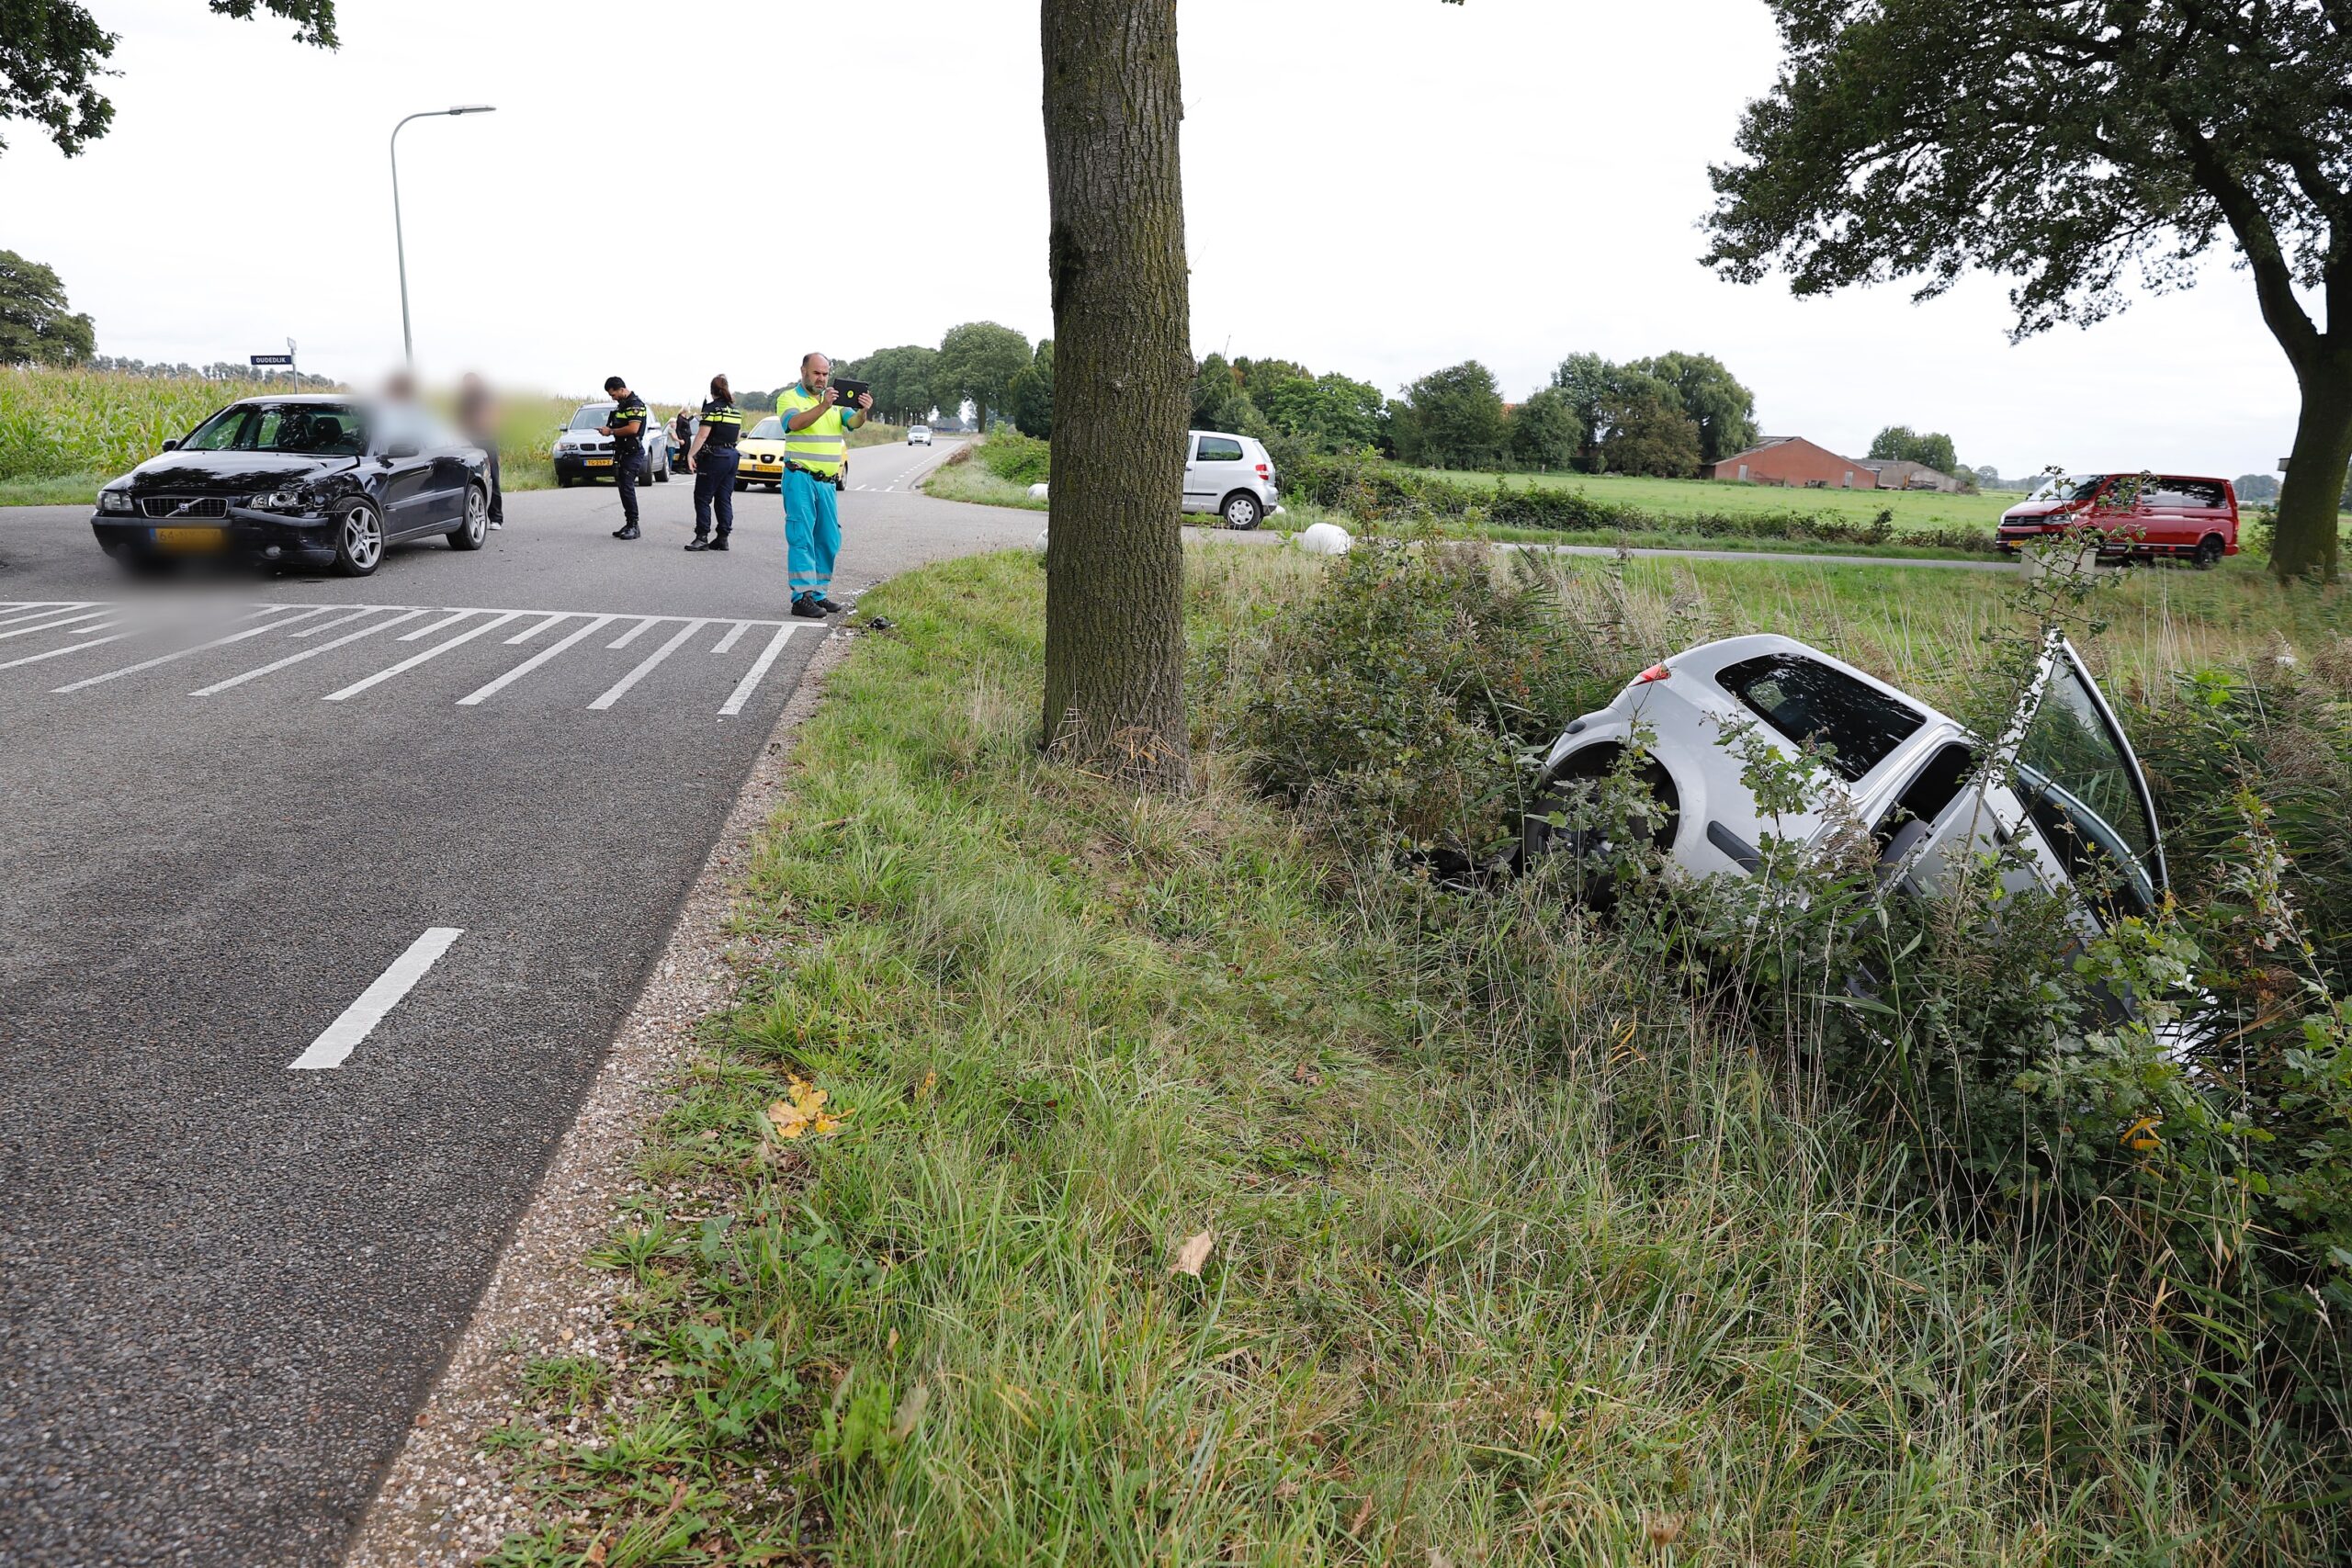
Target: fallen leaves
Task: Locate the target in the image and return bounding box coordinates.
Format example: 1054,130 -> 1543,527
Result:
767,1076 -> 849,1141
1170,1230 -> 1216,1277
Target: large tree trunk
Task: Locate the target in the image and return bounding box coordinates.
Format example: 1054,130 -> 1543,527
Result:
1038,0 -> 1193,788
2271,347 -> 2352,584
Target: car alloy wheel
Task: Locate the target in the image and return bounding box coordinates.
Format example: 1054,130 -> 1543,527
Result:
335,500 -> 384,577
2194,536 -> 2223,569
449,485 -> 489,550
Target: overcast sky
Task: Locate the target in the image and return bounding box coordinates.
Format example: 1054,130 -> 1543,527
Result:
1,0 -> 2312,479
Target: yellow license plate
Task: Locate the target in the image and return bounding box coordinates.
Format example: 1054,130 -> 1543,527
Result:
153,525 -> 225,550
748,461 -> 775,471
586,457 -> 612,468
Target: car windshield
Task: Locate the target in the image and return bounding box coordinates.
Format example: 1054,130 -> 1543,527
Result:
2011,648 -> 2161,915
568,406 -> 613,430
182,402 -> 368,456
749,417 -> 785,440
1714,651 -> 1928,784
2026,473 -> 2103,503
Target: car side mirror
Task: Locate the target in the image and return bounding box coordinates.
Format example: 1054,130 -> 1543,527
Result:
385,440 -> 421,460
161,438 -> 179,451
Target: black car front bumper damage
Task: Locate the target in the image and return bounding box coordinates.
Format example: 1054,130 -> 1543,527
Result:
92,507 -> 340,567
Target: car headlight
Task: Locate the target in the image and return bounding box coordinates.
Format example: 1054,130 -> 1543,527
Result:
99,490 -> 131,513
249,488 -> 315,512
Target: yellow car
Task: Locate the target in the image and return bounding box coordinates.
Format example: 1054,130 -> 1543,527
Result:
733,416 -> 789,490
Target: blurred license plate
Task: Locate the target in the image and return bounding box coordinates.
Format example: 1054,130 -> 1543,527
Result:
586,457 -> 612,468
153,526 -> 224,550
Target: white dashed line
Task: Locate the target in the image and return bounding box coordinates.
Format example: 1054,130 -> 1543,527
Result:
399,608 -> 481,642
191,608 -> 428,695
711,621 -> 752,654
0,609 -> 112,641
52,606 -> 336,692
606,616 -> 661,650
0,630 -> 141,671
589,618 -> 707,711
288,605 -> 393,637
322,612 -> 522,701
718,625 -> 805,716
287,926 -> 464,1070
457,615 -> 616,706
504,612 -> 576,645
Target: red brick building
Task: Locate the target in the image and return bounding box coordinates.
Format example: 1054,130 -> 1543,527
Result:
1702,436 -> 1879,490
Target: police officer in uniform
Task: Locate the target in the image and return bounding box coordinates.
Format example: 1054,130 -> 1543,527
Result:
776,352 -> 869,616
601,374 -> 650,539
684,374 -> 743,551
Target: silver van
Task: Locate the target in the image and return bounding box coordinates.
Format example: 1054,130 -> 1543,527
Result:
1182,430 -> 1280,529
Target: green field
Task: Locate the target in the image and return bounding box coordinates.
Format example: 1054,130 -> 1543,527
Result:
1411,465 -> 2019,533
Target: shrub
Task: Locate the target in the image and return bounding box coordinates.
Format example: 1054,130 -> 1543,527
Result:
977,430 -> 1049,487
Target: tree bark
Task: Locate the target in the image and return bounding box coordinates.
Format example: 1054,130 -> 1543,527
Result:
1038,0 -> 1193,788
2271,346 -> 2352,583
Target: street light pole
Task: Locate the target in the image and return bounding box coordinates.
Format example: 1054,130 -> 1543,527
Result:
390,105 -> 497,375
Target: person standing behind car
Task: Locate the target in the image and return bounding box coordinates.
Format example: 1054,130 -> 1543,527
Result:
458,371 -> 503,529
684,374 -> 743,552
672,404 -> 695,468
601,375 -> 650,539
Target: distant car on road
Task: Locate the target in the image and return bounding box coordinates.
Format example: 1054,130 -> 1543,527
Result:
1182,429 -> 1280,529
907,424 -> 933,446
550,401 -> 671,489
1996,473 -> 2240,566
91,395 -> 491,578
734,416 -> 790,491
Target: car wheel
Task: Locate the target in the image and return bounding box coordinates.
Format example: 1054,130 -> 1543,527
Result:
332,497 -> 385,578
652,457 -> 669,484
1220,491 -> 1262,530
733,479 -> 747,492
2194,535 -> 2224,569
447,483 -> 489,550
1521,744 -> 1679,882
557,472 -> 574,489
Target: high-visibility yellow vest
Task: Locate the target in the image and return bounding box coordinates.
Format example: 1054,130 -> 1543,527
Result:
777,384 -> 848,477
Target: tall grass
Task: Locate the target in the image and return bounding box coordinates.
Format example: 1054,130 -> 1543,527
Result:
480,546 -> 2348,1564
0,366 -> 300,480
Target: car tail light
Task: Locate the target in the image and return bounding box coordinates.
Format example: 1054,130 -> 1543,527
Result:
1255,462 -> 1270,479
1634,662 -> 1670,683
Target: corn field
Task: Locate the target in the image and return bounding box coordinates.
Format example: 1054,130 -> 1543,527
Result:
0,367 -> 310,481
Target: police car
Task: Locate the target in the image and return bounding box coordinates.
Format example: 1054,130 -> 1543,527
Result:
550,401 -> 671,488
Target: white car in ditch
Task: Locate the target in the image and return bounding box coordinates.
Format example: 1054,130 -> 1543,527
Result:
1522,632 -> 2166,926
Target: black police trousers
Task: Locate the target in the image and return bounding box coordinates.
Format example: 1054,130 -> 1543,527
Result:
614,446 -> 643,525
693,447 -> 739,537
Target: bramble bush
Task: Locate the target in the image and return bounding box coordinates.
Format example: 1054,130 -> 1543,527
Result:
976,429 -> 1049,486
1212,536 -> 2351,1467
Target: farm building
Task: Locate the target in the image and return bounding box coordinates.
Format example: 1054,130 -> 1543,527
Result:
1701,436 -> 1879,490
1856,458 -> 1960,491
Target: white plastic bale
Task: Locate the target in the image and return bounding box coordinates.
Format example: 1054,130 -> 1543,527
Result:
1298,522 -> 1354,556
1027,482 -> 1050,501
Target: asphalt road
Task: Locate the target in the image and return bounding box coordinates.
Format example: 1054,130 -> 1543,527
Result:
0,436 -> 1036,1566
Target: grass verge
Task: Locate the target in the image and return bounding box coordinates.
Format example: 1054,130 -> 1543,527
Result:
481,545 -> 2348,1563
920,441 -> 1049,510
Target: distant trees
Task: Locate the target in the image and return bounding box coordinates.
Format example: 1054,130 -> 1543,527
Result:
1507,386 -> 1584,470
1624,351 -> 1757,464
1256,370 -> 1387,452
1600,386 -> 1704,477
0,250 -> 95,366
2237,472 -> 2282,504
1868,424 -> 1960,476
1008,339 -> 1054,438
836,344 -> 941,425
1189,352 -> 1256,435
1392,361 -> 1509,469
933,321 -> 1031,434
1544,349 -> 1742,477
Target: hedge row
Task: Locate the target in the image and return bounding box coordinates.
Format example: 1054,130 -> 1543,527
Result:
1279,448 -> 2000,555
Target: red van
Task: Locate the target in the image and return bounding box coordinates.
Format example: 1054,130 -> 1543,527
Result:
1996,473 -> 2240,566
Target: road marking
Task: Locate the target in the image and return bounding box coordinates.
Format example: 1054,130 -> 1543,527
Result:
606,616 -> 661,649
718,624 -> 806,716
400,608 -> 481,641
505,612 -> 575,645
323,612 -> 522,701
0,630 -> 141,671
51,606 -> 336,692
289,605 -> 391,637
190,608 -> 427,695
0,602 -> 96,630
457,615 -> 616,705
287,926 -> 465,1070
0,608 -> 110,640
589,618 -> 707,711
711,621 -> 752,654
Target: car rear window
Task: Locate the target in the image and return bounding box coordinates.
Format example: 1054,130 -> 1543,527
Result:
1714,652 -> 1927,783
2143,479 -> 2226,509
1196,435 -> 1244,462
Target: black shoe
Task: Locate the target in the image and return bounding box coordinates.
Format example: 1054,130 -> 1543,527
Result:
708,536 -> 729,551
791,597 -> 827,620
613,524 -> 640,540
684,536 -> 711,551
815,596 -> 850,615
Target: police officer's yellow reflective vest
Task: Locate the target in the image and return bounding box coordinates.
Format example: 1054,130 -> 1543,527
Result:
777,384 -> 849,478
